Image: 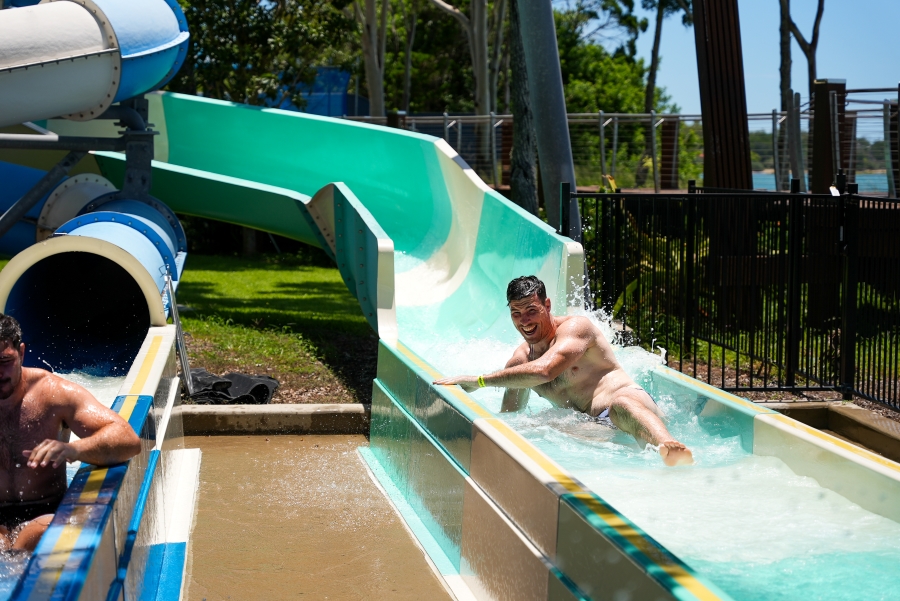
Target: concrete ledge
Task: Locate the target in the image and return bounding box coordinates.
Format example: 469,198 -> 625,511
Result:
829,405 -> 900,463
762,402 -> 900,463
175,403 -> 370,435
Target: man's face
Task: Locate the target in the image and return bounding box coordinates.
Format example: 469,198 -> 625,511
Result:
509,293 -> 553,344
0,342 -> 24,400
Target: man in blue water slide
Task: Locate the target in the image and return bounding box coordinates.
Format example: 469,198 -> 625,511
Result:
435,276 -> 693,466
0,315 -> 141,552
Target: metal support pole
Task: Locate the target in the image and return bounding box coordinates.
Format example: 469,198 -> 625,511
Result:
790,92 -> 807,192
772,109 -> 781,191
0,150 -> 85,239
443,112 -> 449,142
457,118 -> 463,152
830,91 -> 841,178
518,0 -> 580,239
839,184 -> 859,399
599,110 -> 606,177
785,177 -> 802,387
490,111 -> 498,186
611,117 -> 618,177
559,182 -> 571,236
884,100 -> 896,197
165,274 -> 194,397
650,110 -> 660,193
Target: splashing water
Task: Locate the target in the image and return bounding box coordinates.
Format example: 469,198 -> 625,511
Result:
402,306 -> 900,601
0,373 -> 125,597
56,373 -> 127,483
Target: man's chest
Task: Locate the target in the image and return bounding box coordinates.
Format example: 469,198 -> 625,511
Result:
0,402 -> 59,470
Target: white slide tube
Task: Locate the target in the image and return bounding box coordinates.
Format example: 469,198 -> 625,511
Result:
0,0 -> 188,128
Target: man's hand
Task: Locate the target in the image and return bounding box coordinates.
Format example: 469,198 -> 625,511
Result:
433,375 -> 480,393
23,439 -> 79,469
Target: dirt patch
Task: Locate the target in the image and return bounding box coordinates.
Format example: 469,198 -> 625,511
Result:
183,330 -> 379,405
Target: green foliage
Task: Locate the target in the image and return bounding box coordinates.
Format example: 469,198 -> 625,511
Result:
169,0 -> 356,106
380,0 -> 476,113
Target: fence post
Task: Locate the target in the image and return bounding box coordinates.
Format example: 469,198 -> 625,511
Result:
457,117 -> 463,151
650,110 -> 660,193
683,184 -> 697,365
840,183 -> 859,400
785,178 -> 802,387
490,111 -> 498,186
443,112 -> 449,142
772,109 -> 781,191
599,110 -> 606,176
560,182 -> 571,237
611,116 -> 619,177
884,101 -> 896,197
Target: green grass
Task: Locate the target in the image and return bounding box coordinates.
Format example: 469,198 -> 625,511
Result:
176,254 -> 377,403
0,253 -> 376,404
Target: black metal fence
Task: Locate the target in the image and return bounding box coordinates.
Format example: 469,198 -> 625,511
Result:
575,183 -> 900,408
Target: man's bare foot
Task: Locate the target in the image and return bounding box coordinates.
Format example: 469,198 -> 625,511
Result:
658,440 -> 693,466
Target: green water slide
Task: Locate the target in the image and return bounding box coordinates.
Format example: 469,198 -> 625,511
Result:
50,92 -> 584,342
34,93 -> 742,601
13,92 -> 900,601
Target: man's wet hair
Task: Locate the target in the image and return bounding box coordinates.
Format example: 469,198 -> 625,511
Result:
507,276 -> 547,305
0,314 -> 21,348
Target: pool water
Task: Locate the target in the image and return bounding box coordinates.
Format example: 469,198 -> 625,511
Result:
0,373 -> 125,598
406,310 -> 900,601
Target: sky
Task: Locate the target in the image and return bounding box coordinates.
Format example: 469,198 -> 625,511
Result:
628,0 -> 900,117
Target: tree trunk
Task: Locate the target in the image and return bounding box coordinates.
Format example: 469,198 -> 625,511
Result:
636,1 -> 666,187
355,0 -> 386,116
402,0 -> 418,112
508,0 -> 537,215
242,227 -> 257,256
488,0 -> 507,113
778,0 -> 792,189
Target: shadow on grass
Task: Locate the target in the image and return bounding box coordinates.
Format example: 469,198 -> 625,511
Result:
177,261 -> 378,403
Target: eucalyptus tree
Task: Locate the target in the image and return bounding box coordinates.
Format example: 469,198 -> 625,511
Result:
351,0 -> 390,116
782,0 -> 825,97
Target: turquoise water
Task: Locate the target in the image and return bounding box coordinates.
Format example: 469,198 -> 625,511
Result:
408,311 -> 900,601
0,374 -> 125,598
752,172 -> 889,193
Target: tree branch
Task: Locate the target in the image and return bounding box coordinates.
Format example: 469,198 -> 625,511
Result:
427,0 -> 474,67
809,0 -> 824,50
788,18 -> 810,56
427,0 -> 471,30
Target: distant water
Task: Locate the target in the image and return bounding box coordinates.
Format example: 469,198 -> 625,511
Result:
753,172 -> 889,193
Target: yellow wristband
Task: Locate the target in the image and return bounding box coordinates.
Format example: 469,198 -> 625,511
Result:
478,375 -> 486,388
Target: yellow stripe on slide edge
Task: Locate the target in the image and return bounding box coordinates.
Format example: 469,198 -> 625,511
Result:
116,395 -> 139,423
655,366 -> 772,415
26,468 -> 110,601
481,418 -> 582,494
129,336 -> 162,395
77,467 -> 109,504
395,341 -> 492,419
571,492 -> 724,601
765,413 -> 900,473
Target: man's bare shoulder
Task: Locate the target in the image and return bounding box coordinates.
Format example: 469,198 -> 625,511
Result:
24,369 -> 92,407
554,315 -> 601,339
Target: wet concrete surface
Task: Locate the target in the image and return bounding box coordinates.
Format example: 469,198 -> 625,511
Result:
184,435 -> 453,601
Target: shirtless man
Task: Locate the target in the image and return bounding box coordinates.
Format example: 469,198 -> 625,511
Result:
435,276 -> 693,466
0,315 -> 141,552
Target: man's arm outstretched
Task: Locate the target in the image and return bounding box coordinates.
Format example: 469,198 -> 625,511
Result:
24,376 -> 141,469
435,319 -> 594,398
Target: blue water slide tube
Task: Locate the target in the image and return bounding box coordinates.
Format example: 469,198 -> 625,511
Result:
0,160 -> 185,375
0,0 -> 189,127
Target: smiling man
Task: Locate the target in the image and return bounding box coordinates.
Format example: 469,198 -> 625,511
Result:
0,315 -> 141,552
434,276 -> 692,466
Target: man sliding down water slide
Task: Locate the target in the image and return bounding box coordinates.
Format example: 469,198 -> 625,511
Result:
435,276 -> 693,466
0,315 -> 141,552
